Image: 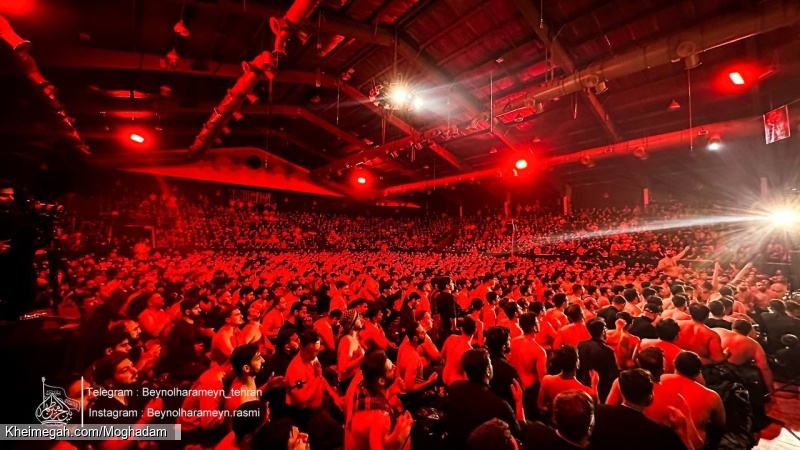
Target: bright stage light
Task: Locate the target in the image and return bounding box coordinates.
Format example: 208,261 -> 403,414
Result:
515,159 -> 528,170
130,133 -> 145,143
729,72 -> 745,85
769,209 -> 800,227
391,88 -> 408,105
413,97 -> 424,109
356,177 -> 367,185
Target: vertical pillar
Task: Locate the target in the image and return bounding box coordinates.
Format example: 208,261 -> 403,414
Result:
563,185 -> 572,215
760,177 -> 770,202
643,187 -> 650,207
459,205 -> 463,218
504,191 -> 512,218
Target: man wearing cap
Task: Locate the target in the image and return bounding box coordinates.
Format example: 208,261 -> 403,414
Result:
629,303 -> 660,340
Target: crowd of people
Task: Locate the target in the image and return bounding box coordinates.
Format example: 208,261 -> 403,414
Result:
63,190 -> 792,268
8,185 -> 800,450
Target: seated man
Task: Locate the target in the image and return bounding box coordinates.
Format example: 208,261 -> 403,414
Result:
468,419 -> 517,450
345,351 -> 414,450
522,390 -> 594,450
285,330 -> 343,449
444,348 -> 522,450
661,351 -> 726,445
591,369 -> 689,450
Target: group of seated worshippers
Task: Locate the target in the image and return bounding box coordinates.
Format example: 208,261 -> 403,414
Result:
40,237 -> 799,450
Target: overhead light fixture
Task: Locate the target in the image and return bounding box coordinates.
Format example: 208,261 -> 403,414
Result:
514,113 -> 524,123
369,77 -> 424,112
729,72 -> 745,85
633,145 -> 648,160
356,177 -> 367,185
489,147 -> 498,154
593,81 -> 608,94
707,133 -> 722,151
515,159 -> 528,170
173,19 -> 190,37
164,48 -> 179,70
129,133 -> 145,143
667,100 -> 680,111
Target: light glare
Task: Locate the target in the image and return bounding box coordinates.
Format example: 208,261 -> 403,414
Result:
729,72 -> 745,85
769,209 -> 800,227
515,159 -> 528,170
356,176 -> 367,185
130,133 -> 145,143
391,88 -> 408,105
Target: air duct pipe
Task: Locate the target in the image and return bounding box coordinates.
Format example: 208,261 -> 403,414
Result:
0,14 -> 88,155
383,115 -> 765,195
505,0 -> 800,111
188,0 -> 321,160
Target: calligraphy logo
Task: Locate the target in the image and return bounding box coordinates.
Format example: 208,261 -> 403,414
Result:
35,377 -> 80,426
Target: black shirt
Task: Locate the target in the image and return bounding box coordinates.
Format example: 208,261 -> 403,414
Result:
166,319 -> 201,368
436,292 -> 458,331
590,404 -> 687,450
629,316 -> 658,339
444,380 -> 519,449
705,317 -> 733,330
597,306 -> 621,328
522,421 -> 583,450
488,351 -> 521,410
577,338 -> 619,403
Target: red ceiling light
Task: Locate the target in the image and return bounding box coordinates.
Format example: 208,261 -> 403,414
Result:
129,133 -> 145,143
515,159 -> 529,170
356,176 -> 367,185
729,72 -> 745,85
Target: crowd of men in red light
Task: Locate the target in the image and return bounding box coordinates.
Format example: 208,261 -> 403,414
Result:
35,189 -> 800,450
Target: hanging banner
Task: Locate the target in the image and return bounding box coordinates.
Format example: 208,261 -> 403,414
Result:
764,105 -> 791,144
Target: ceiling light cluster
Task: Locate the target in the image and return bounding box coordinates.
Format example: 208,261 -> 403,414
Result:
369,81 -> 424,112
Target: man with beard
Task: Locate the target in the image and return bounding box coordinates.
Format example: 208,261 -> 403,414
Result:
279,302 -> 308,335
240,301 -> 274,356
88,352 -> 163,450
262,296 -> 287,342
345,351 -> 415,450
211,307 -> 245,366
224,344 -> 284,414
166,298 -> 208,381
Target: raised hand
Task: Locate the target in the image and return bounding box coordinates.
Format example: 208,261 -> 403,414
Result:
288,426 -> 310,450
510,379 -> 524,401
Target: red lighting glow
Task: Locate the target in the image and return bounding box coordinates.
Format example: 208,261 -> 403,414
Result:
515,159 -> 529,170
729,72 -> 745,85
0,0 -> 34,16
130,133 -> 145,143
356,177 -> 367,185
713,62 -> 762,94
